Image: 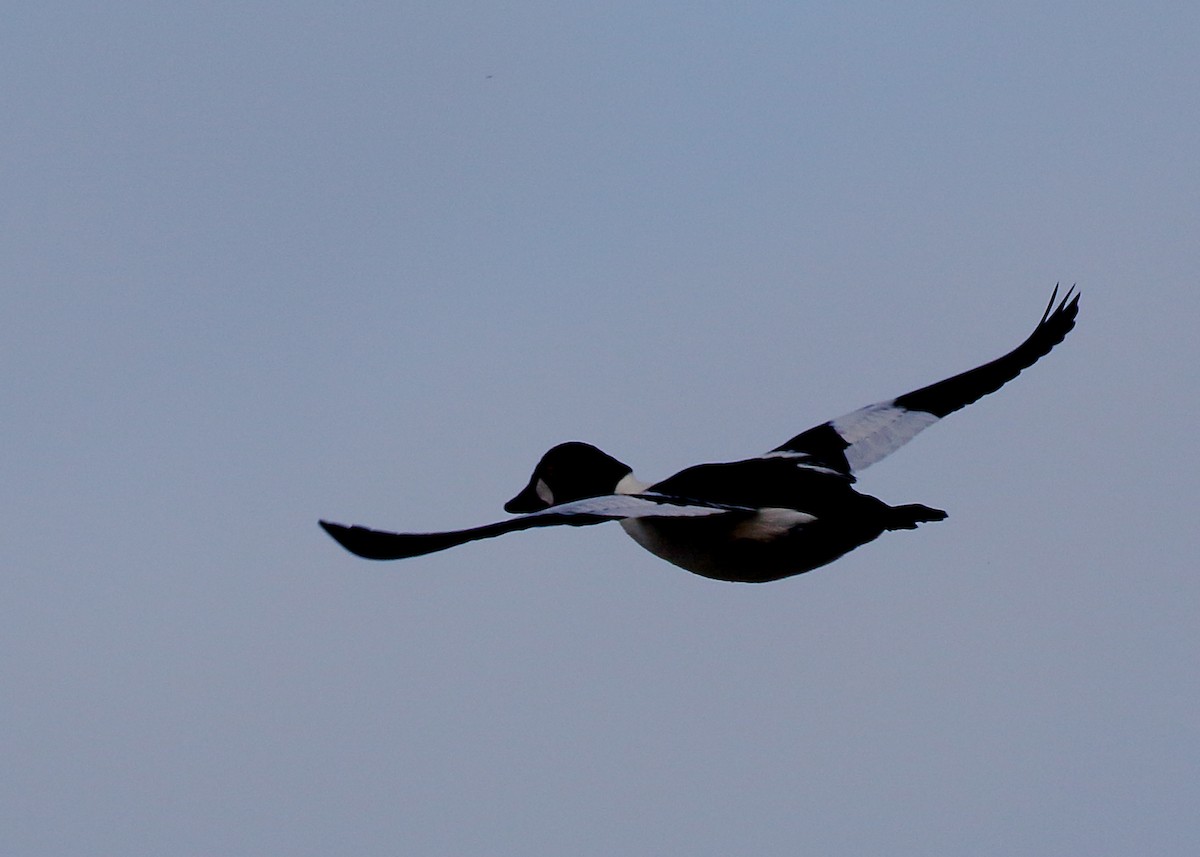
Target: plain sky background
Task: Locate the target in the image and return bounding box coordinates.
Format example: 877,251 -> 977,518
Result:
3,2 -> 1197,855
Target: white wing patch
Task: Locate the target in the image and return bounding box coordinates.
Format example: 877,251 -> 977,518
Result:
531,493 -> 749,521
831,402 -> 939,472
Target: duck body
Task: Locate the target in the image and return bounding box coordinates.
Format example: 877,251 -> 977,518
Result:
623,463 -> 945,583
504,444 -> 945,583
320,287 -> 1078,583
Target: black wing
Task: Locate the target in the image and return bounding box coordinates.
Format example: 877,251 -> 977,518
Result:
772,286 -> 1080,476
320,493 -> 751,561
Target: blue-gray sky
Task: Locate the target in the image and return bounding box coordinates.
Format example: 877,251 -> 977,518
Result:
3,3 -> 1197,855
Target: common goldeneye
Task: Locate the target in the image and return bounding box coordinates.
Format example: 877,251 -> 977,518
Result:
321,286 -> 1079,583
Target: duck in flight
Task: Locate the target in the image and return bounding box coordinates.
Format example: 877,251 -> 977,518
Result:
321,286 -> 1079,583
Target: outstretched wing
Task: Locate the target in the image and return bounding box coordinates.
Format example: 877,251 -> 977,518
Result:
771,285 -> 1080,476
320,493 -> 751,561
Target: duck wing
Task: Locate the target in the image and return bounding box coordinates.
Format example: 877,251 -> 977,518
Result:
770,285 -> 1079,476
319,493 -> 752,561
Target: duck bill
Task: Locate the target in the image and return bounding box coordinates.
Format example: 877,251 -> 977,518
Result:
504,480 -> 547,514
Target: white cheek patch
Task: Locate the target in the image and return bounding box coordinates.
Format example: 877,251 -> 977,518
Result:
731,508 -> 816,541
535,478 -> 554,506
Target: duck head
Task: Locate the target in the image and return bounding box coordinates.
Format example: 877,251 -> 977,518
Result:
504,442 -> 634,513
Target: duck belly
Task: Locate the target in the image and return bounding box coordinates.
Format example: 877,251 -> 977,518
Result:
620,510 -> 882,583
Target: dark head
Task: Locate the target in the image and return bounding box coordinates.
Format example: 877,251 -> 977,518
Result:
504,442 -> 633,513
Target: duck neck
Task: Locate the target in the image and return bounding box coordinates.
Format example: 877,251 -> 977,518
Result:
615,472 -> 650,495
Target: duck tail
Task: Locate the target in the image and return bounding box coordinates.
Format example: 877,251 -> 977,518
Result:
886,503 -> 948,530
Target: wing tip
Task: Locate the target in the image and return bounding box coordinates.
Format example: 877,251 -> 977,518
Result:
318,519 -> 406,561
318,519 -> 355,543
318,519 -> 344,541
1031,283 -> 1081,353
1041,282 -> 1081,326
